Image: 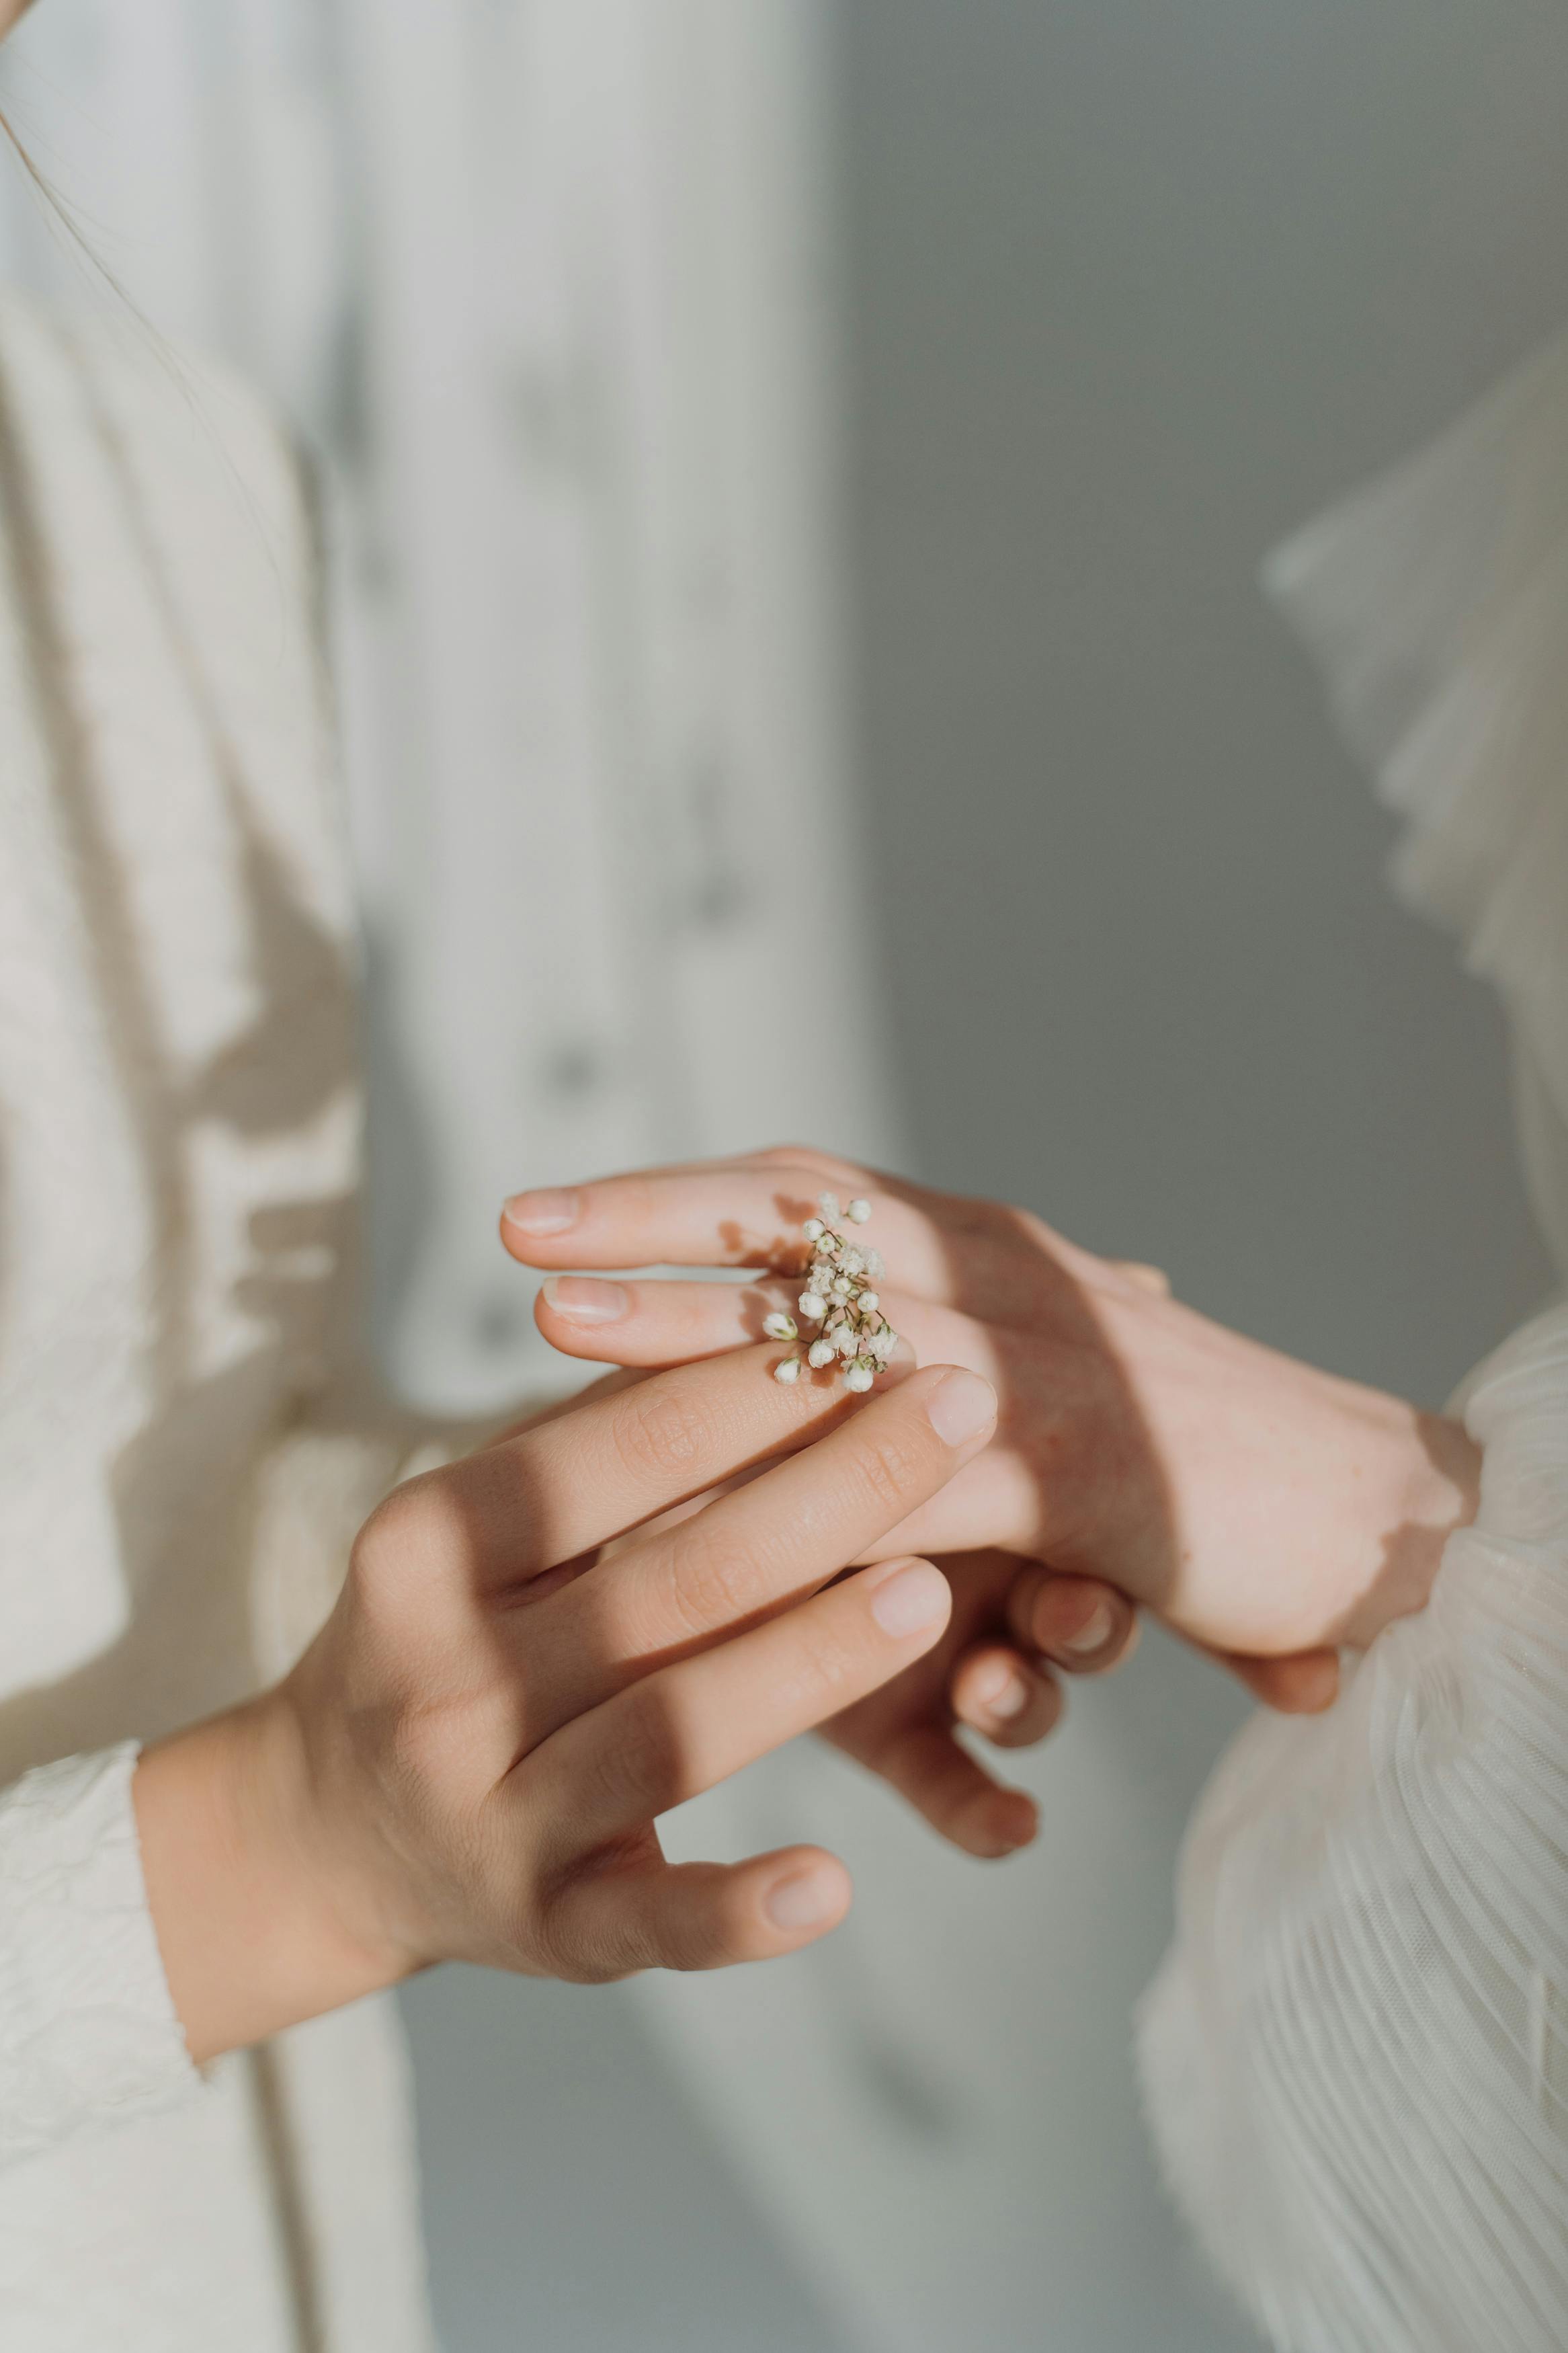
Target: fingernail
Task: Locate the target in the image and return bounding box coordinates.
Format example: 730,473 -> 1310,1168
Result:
870,1560 -> 950,1638
502,1187 -> 580,1236
765,1868 -> 841,1931
924,1367 -> 997,1447
541,1275 -> 628,1323
1059,1598 -> 1116,1657
973,1660 -> 1030,1720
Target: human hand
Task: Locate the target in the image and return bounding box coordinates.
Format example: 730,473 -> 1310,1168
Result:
133,1345 -> 998,2061
502,1147 -> 1483,1716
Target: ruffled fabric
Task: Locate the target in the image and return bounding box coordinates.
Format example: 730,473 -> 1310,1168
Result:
1139,336 -> 1568,2353
1262,329 -> 1568,1271
0,1745 -> 198,2170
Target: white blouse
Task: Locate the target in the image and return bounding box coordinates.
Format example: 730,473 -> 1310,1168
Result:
1139,332 -> 1568,2351
0,295 -> 434,2350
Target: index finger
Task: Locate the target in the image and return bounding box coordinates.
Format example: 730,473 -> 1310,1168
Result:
499,1156 -> 989,1307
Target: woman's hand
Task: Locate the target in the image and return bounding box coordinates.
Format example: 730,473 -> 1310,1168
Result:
132,1346 -> 999,2063
501,1147 -> 1483,1718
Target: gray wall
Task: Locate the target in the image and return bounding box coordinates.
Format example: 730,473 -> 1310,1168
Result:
405,6 -> 1568,2348
843,0 -> 1565,1394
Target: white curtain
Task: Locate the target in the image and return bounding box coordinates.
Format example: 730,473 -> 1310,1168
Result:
0,0 -> 903,1412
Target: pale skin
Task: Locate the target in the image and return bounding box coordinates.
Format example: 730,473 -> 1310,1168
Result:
501,1144 -> 1483,1741
134,1350 -> 1007,2063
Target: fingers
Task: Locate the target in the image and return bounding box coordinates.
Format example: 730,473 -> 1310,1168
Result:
866,1721 -> 1040,1858
528,1368 -> 999,1733
1005,1565 -> 1140,1674
546,1846 -> 854,1979
534,1271 -> 977,1375
948,1644 -> 1064,1747
530,1555 -> 957,1852
412,1341 -> 891,1595
501,1155 -> 979,1306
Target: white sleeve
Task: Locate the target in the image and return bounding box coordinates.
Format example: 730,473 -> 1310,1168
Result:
0,1743 -> 200,2170
1137,329 -> 1568,2353
1138,1304 -> 1568,2353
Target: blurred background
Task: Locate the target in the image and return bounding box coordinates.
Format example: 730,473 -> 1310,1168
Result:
3,1 -> 1567,2346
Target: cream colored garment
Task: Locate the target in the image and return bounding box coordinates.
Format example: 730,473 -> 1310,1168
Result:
0,294 -> 434,2351
1139,334 -> 1568,2352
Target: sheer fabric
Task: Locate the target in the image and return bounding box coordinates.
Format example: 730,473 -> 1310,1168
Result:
1139,334 -> 1568,2353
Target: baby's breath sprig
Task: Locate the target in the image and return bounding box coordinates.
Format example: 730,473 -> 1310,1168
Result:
770,1192 -> 897,1391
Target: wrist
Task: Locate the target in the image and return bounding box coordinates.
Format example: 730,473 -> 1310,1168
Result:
134,1686 -> 411,2065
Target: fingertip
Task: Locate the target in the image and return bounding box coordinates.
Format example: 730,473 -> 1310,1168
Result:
923,1365 -> 999,1449
1235,1648 -> 1341,1714
1278,1650 -> 1340,1712
960,1785 -> 1038,1859
950,1646 -> 1063,1746
761,1850 -> 853,1944
866,1556 -> 952,1643
1029,1577 -> 1136,1672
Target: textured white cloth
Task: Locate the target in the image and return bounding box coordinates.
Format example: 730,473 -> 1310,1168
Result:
0,292 -> 433,2350
1139,333 -> 1568,2352
0,1747 -> 192,2167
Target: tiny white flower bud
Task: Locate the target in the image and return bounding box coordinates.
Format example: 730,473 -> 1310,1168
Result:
831,1275 -> 851,1298
847,1197 -> 872,1224
808,1338 -> 836,1369
774,1355 -> 802,1385
802,1217 -> 824,1242
818,1192 -> 841,1222
798,1291 -> 827,1321
844,1359 -> 875,1392
858,1291 -> 880,1317
836,1324 -> 858,1357
764,1312 -> 799,1342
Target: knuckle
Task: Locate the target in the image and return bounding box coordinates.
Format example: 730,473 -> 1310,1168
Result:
589,1698 -> 682,1824
350,1472 -> 461,1599
788,1620 -> 860,1704
667,1907 -> 741,1975
848,1427 -> 926,1521
532,1899 -> 622,1986
610,1378 -> 709,1488
658,1519 -> 771,1642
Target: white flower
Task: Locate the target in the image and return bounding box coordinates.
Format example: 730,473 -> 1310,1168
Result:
770,1194 -> 892,1396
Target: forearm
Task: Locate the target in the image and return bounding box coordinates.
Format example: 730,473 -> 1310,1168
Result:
132,1689 -> 405,2067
